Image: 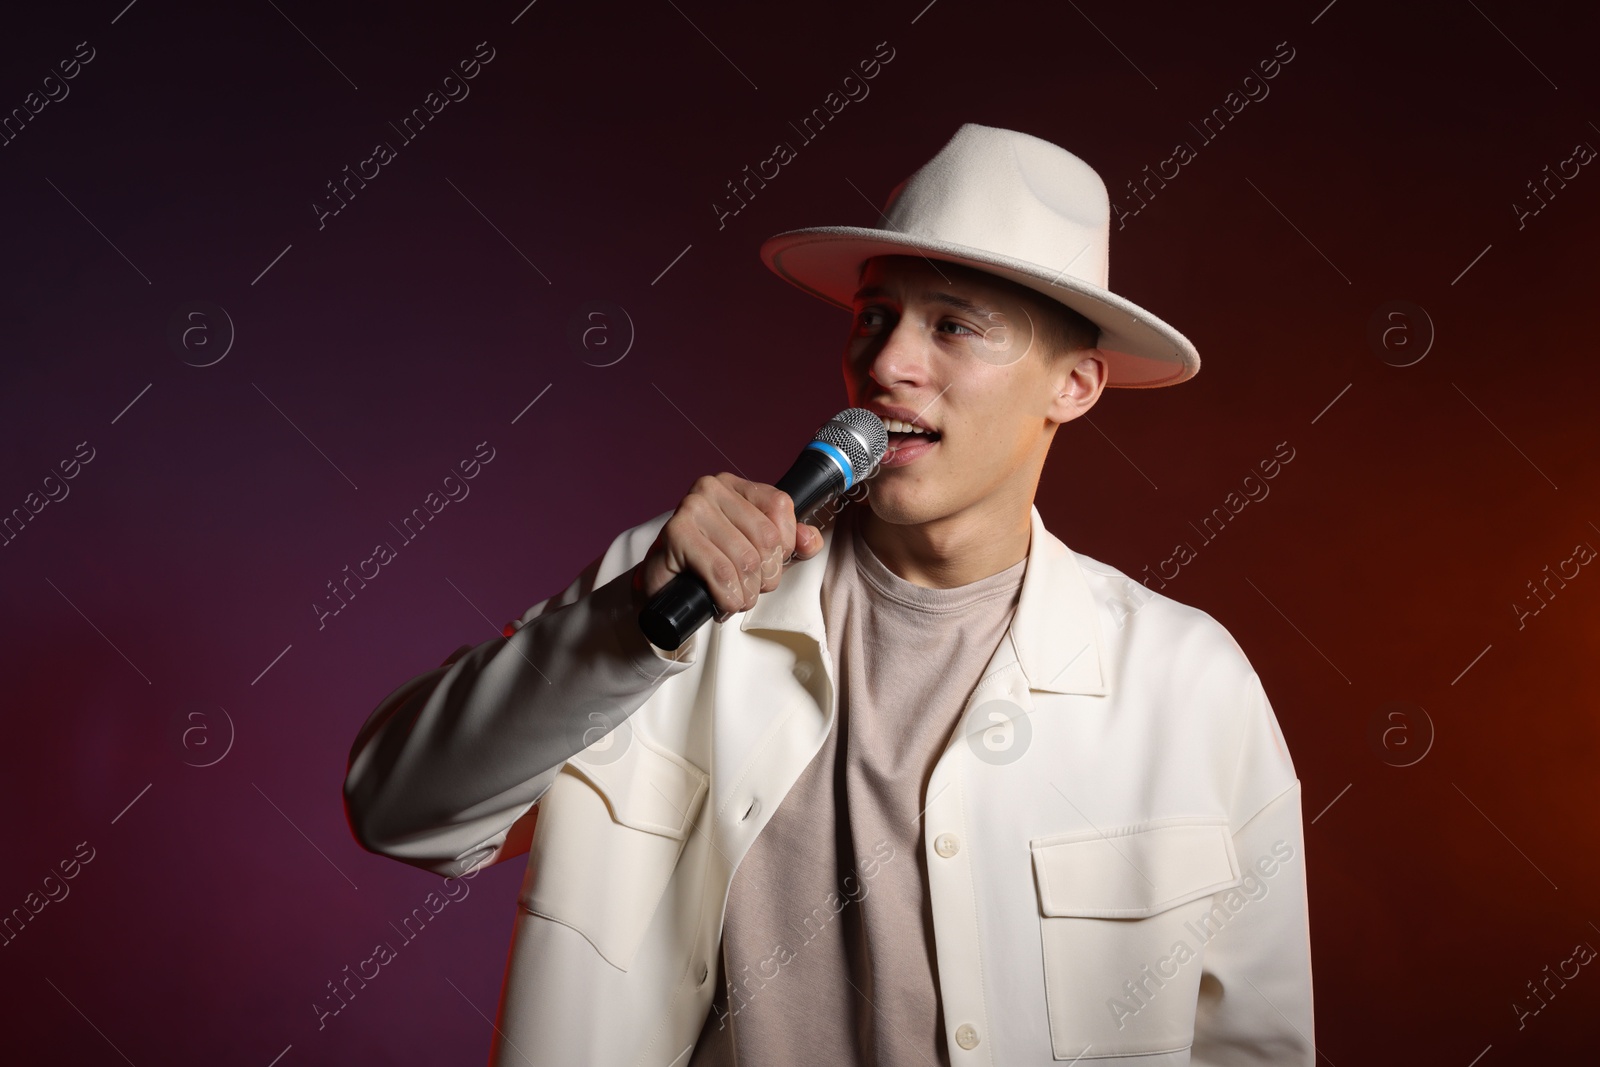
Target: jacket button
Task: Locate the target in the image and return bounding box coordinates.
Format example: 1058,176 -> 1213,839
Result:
955,1023 -> 979,1049
934,833 -> 960,858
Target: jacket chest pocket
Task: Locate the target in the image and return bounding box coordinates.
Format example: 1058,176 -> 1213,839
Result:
520,734 -> 709,972
1030,819 -> 1240,1060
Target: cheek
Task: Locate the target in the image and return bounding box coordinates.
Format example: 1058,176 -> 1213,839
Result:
946,416 -> 1009,469
950,396 -> 1041,468
950,379 -> 1023,438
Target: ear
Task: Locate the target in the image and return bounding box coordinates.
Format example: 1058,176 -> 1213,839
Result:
1047,348 -> 1107,425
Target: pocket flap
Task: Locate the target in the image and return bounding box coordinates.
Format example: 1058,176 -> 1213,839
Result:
525,737 -> 709,972
566,733 -> 707,840
1031,819 -> 1240,919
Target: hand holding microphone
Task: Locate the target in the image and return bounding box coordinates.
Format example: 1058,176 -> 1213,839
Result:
636,408 -> 887,651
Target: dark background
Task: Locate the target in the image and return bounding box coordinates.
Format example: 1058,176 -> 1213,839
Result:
2,0 -> 1596,1062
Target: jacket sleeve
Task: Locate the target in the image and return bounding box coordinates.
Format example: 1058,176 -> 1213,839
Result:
341,509 -> 700,878
1190,675 -> 1316,1066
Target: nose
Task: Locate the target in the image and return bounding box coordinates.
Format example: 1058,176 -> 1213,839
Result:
860,313 -> 929,391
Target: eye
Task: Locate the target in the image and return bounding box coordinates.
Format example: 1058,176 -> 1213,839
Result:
937,320 -> 977,337
853,306 -> 889,334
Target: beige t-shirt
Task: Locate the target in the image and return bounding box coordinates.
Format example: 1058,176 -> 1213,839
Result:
689,504 -> 1027,1066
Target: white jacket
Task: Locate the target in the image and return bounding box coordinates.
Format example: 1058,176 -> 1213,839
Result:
343,504 -> 1314,1066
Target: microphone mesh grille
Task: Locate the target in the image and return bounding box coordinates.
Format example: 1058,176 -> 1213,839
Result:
815,408 -> 888,476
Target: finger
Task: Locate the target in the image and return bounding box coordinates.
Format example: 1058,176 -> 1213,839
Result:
710,478 -> 790,595
720,475 -> 798,567
636,527 -> 676,600
647,478 -> 744,604
642,493 -> 743,611
692,493 -> 774,612
793,523 -> 823,560
679,511 -> 758,616
742,480 -> 799,560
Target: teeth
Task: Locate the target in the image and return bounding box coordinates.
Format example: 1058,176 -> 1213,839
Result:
882,417 -> 932,435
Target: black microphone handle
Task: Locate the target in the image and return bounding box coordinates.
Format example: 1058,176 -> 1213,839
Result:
638,448 -> 852,651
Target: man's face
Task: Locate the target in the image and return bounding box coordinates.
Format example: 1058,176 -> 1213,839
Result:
843,255 -> 1103,528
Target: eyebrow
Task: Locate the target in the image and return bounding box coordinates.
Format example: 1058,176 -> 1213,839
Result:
851,285 -> 994,318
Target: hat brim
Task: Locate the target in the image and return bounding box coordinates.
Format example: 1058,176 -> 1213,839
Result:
760,226 -> 1200,388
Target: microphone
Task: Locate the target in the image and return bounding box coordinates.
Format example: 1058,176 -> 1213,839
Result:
638,408 -> 888,651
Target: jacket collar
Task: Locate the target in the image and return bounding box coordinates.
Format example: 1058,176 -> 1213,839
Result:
740,503 -> 1107,697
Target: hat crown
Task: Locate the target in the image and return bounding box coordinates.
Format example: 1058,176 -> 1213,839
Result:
880,124 -> 1111,291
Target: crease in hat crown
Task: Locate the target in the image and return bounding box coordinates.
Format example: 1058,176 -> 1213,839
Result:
759,123 -> 1200,388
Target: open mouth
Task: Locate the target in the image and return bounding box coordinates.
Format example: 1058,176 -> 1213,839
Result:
880,417 -> 941,465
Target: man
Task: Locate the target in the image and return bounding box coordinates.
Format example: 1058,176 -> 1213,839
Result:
343,123 -> 1314,1065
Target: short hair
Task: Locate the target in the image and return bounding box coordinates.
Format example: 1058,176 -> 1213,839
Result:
1031,295 -> 1101,360
857,254 -> 1101,360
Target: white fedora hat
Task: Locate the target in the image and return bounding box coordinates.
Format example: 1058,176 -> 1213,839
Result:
760,122 -> 1200,388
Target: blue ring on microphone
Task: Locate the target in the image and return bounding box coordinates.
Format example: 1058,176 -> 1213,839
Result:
805,440 -> 855,489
